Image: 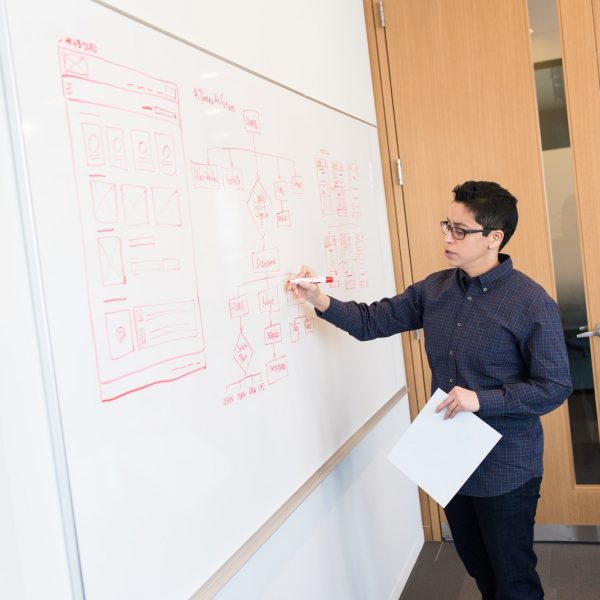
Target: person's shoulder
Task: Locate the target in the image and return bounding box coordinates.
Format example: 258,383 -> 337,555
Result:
419,269 -> 456,289
510,269 -> 557,308
415,268 -> 457,297
423,267 -> 456,285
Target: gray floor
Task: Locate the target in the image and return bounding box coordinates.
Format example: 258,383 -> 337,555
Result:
400,541 -> 600,599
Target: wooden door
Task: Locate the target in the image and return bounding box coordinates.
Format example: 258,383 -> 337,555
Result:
534,0 -> 600,525
364,0 -> 600,535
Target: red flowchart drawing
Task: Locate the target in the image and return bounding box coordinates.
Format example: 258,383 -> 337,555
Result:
258,287 -> 279,314
266,355 -> 288,385
222,167 -> 244,190
190,162 -> 221,189
348,162 -> 361,218
323,225 -> 369,290
274,180 -> 290,228
276,210 -> 290,227
251,247 -> 279,273
234,330 -> 253,373
247,179 -> 272,237
243,109 -> 261,133
289,316 -> 313,343
291,175 -> 304,194
229,295 -> 249,319
223,373 -> 265,406
189,109 -> 335,397
274,180 -> 287,203
59,46 -> 206,401
264,323 -> 282,345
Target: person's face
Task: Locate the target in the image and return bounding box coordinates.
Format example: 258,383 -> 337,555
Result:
442,201 -> 503,275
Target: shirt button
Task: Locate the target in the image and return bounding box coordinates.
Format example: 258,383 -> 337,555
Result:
457,322 -> 462,327
483,287 -> 488,292
449,350 -> 454,355
449,378 -> 454,383
467,297 -> 472,301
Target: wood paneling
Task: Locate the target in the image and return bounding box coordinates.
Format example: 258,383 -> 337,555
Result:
383,0 -> 553,290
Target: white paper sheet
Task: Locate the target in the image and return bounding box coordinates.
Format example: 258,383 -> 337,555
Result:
387,388 -> 502,507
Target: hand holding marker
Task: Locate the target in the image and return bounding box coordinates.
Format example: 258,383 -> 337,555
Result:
287,267 -> 333,312
288,276 -> 333,285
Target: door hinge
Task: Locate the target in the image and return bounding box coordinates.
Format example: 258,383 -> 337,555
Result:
378,0 -> 386,27
396,157 -> 404,186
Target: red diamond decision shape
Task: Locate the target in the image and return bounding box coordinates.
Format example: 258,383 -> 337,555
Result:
247,178 -> 272,237
234,330 -> 253,373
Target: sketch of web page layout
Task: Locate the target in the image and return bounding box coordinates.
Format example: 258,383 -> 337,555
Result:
59,46 -> 205,401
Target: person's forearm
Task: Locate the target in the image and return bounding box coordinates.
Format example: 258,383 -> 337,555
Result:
477,378 -> 572,418
313,293 -> 331,312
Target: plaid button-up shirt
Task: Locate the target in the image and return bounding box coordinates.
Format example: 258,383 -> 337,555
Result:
317,254 -> 572,496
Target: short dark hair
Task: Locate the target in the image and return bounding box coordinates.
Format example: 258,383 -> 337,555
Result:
452,180 -> 518,250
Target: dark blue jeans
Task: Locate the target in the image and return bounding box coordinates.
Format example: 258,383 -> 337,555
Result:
444,477 -> 543,600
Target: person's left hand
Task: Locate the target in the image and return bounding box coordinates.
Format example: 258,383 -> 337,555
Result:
435,386 -> 480,419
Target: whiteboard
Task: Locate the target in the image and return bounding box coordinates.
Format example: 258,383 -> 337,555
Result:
1,0 -> 405,598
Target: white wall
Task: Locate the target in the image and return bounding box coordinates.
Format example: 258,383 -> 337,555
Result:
0,1 -> 423,598
215,399 -> 423,600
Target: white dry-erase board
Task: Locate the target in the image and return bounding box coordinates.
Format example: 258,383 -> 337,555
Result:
1,0 -> 405,597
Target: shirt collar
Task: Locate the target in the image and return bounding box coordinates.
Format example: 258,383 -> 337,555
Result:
457,253 -> 513,292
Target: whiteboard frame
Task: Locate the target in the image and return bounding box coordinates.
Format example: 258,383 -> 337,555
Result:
0,0 -> 84,596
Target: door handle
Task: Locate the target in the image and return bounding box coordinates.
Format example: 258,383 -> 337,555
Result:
576,324 -> 600,338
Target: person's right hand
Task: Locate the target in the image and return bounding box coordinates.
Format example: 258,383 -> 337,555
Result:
287,265 -> 331,311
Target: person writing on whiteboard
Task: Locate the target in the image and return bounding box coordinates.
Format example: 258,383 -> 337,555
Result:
288,180 -> 571,600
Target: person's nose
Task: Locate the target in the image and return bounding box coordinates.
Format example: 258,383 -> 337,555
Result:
443,229 -> 455,244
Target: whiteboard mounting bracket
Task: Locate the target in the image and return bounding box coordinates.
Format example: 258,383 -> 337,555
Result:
378,1 -> 386,28
396,157 -> 404,186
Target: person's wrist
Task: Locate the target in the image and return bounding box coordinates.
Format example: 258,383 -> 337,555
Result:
314,294 -> 330,312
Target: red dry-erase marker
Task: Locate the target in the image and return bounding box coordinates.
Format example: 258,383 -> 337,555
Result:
288,276 -> 333,284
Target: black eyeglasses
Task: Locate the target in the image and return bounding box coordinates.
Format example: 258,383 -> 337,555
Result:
440,220 -> 490,240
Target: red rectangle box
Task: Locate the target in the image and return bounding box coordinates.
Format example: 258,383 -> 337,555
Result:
229,295 -> 249,318
267,356 -> 288,384
251,247 -> 279,273
190,162 -> 220,189
264,323 -> 282,345
276,210 -> 290,227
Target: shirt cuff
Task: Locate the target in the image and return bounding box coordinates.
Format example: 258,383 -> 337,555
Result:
476,388 -> 505,418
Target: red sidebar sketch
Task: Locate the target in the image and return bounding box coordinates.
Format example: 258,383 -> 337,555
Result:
59,46 -> 206,401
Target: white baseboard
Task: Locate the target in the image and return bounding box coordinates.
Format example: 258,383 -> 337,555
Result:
388,530 -> 425,600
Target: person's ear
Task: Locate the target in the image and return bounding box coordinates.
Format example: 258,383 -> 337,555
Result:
488,230 -> 504,250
